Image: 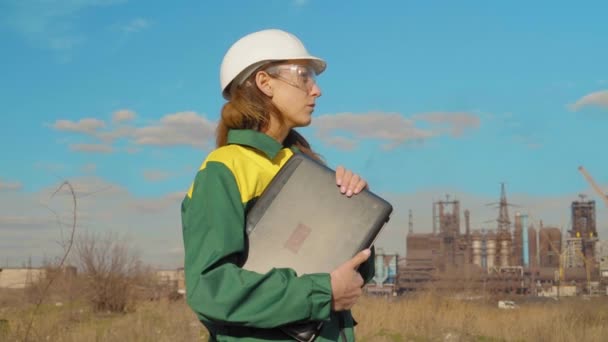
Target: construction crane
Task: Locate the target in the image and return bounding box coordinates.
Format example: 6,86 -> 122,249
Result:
578,166 -> 608,208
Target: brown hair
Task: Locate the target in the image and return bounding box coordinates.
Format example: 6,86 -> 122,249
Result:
216,71 -> 322,162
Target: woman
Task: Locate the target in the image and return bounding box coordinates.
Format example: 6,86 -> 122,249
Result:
181,29 -> 375,341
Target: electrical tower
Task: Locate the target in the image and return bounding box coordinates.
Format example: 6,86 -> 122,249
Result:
498,182 -> 511,233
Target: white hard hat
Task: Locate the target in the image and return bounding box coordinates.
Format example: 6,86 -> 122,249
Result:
220,29 -> 326,100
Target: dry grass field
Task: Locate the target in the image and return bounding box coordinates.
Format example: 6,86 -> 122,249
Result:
0,288 -> 206,342
352,292 -> 608,342
2,286 -> 608,342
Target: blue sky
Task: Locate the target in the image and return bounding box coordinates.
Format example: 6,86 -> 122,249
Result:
1,0 -> 607,267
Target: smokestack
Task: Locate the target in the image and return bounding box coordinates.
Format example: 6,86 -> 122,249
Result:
432,201 -> 437,235
408,209 -> 413,234
465,209 -> 471,237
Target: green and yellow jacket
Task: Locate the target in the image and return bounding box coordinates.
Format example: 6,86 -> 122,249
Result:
181,129 -> 375,341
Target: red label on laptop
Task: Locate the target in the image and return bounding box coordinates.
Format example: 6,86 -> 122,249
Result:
284,223 -> 312,254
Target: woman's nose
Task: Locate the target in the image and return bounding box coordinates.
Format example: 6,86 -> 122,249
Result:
310,82 -> 322,98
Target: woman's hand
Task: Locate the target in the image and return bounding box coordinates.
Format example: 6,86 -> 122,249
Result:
330,249 -> 371,311
335,166 -> 368,197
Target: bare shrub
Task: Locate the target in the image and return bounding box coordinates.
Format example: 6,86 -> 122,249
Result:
24,263 -> 80,306
75,231 -> 150,313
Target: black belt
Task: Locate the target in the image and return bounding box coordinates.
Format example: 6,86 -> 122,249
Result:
217,321 -> 323,342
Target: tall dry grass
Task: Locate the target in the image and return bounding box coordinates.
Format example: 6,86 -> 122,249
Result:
1,291 -> 206,342
353,291 -> 608,342
3,287 -> 607,341
1,229 -> 189,341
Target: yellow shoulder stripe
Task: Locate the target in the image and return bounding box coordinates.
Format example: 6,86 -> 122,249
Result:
186,145 -> 294,203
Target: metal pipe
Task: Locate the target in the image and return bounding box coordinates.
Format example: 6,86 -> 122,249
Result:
522,214 -> 529,267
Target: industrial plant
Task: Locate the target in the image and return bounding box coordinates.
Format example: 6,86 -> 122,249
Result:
367,166 -> 608,298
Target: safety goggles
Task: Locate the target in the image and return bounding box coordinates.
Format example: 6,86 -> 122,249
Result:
264,64 -> 318,93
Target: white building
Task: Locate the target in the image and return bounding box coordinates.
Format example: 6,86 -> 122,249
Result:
598,240 -> 608,278
0,268 -> 46,289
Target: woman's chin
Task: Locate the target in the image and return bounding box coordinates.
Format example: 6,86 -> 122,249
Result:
297,117 -> 312,127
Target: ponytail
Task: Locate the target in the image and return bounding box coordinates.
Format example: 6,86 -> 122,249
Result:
284,129 -> 323,163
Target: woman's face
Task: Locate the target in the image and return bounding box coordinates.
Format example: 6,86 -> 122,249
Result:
264,60 -> 322,129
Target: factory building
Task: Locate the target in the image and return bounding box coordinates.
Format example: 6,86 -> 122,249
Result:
392,185 -> 606,296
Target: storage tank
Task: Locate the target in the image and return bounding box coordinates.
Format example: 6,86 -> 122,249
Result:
486,232 -> 496,270
386,255 -> 398,284
374,250 -> 388,284
528,226 -> 538,268
521,214 -> 529,267
472,231 -> 483,268
500,238 -> 510,267
513,212 -> 523,266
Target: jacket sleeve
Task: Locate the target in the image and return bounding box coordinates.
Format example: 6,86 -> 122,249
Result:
181,161 -> 333,329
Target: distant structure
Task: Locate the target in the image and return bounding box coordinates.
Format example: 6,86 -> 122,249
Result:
0,267 -> 46,289
496,183 -> 512,269
599,240 -> 608,279
155,268 -> 185,296
390,184 -> 606,296
434,196 -> 464,270
408,209 -> 413,235
569,196 -> 598,262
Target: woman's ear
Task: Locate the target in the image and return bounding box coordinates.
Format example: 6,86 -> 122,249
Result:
255,71 -> 273,97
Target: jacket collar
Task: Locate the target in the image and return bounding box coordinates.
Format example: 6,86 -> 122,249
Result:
227,129 -> 288,159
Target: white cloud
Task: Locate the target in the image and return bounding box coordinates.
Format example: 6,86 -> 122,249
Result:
313,112 -> 433,150
36,177 -> 123,199
0,215 -> 54,228
143,169 -> 170,182
112,109 -> 136,124
81,163 -> 97,173
321,136 -> 357,151
52,110 -> 217,152
69,143 -> 113,154
128,192 -> 184,214
133,111 -> 216,149
0,180 -> 23,191
569,90 -> 608,111
0,177 -> 186,268
96,126 -> 135,143
165,191 -> 187,202
124,146 -> 142,154
412,112 -> 480,138
53,118 -> 105,134
312,111 -> 480,150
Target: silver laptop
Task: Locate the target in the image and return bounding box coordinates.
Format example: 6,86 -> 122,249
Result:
242,153 -> 393,276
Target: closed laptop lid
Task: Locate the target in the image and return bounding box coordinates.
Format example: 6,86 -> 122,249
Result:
243,153 -> 393,275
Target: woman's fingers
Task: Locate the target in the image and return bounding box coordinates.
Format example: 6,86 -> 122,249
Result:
335,166 -> 367,197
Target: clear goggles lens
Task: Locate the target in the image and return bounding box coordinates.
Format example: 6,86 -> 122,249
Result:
265,64 -> 318,92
